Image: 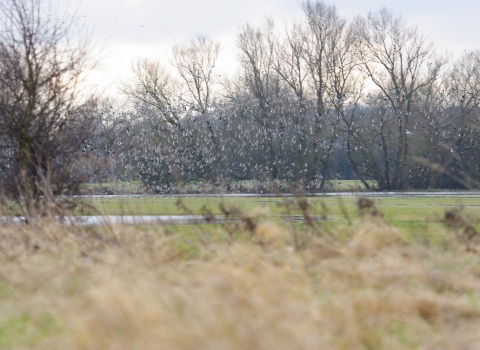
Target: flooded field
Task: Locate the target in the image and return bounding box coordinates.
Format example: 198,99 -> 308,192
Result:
68,191 -> 480,228
4,192 -> 480,226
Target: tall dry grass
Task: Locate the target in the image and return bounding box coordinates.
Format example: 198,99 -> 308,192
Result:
0,201 -> 480,349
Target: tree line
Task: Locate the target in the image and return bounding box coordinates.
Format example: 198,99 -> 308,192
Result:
114,2 -> 480,192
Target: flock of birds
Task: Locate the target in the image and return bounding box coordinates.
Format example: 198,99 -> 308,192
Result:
81,84 -> 480,193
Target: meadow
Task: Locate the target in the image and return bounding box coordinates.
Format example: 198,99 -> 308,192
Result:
1,193 -> 480,349
81,192 -> 480,238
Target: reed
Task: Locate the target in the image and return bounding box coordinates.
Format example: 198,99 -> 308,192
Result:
0,199 -> 479,349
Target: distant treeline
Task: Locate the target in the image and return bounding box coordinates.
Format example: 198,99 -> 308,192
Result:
3,0 -> 479,201
87,1 -> 479,192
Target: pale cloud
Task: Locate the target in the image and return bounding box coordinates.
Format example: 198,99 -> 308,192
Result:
332,0 -> 480,53
57,0 -> 480,97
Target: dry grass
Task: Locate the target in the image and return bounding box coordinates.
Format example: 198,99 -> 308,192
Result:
1,205 -> 480,349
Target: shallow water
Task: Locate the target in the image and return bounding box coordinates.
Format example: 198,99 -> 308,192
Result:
0,214 -> 331,226
0,215 -> 216,226
75,191 -> 480,199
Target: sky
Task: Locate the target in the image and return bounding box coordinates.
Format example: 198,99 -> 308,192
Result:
57,0 -> 480,98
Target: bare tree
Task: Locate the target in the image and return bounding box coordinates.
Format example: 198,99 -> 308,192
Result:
120,36 -> 225,188
301,0 -> 363,189
172,35 -> 221,153
0,0 -> 96,217
235,19 -> 284,180
417,51 -> 480,189
120,58 -> 182,129
172,35 -> 220,114
121,36 -> 220,128
274,21 -> 309,110
351,8 -> 444,189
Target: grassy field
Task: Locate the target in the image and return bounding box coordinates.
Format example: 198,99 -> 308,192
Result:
80,194 -> 480,240
1,194 -> 480,349
0,208 -> 480,349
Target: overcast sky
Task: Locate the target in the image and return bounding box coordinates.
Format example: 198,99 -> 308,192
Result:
59,0 -> 480,97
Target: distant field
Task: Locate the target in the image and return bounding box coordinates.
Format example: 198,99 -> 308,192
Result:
79,193 -> 480,243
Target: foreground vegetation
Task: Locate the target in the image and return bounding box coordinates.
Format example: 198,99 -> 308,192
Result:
1,198 -> 480,349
